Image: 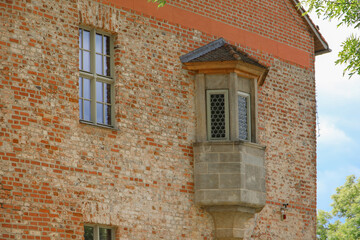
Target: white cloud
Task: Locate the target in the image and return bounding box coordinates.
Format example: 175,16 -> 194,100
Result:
311,15 -> 360,103
317,116 -> 352,146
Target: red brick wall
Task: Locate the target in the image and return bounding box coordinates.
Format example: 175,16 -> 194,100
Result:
0,0 -> 317,239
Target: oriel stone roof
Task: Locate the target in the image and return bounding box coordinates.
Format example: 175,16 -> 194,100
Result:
180,38 -> 266,70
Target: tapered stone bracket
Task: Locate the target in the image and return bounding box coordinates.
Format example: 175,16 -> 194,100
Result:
194,141 -> 266,240
207,206 -> 257,240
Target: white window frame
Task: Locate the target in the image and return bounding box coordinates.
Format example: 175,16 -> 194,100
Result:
206,89 -> 230,141
237,91 -> 251,141
79,27 -> 115,127
84,224 -> 115,240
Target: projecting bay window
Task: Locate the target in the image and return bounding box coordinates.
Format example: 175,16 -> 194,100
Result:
79,27 -> 114,127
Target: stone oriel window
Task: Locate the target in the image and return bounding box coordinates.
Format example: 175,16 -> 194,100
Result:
84,225 -> 114,240
79,27 -> 114,127
181,38 -> 269,240
180,38 -> 268,143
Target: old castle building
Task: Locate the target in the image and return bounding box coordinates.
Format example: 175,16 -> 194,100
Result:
0,0 -> 329,239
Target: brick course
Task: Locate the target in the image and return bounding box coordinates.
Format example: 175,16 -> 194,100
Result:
1,0 -> 317,239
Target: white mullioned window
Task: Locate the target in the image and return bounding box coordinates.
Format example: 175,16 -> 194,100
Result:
79,27 -> 114,127
237,91 -> 251,141
84,225 -> 114,240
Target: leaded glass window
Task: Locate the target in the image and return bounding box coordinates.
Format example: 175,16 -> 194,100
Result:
237,92 -> 251,141
79,28 -> 114,127
206,90 -> 229,140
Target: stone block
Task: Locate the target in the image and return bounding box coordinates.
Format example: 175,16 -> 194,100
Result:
245,165 -> 264,191
196,174 -> 219,189
219,174 -> 241,189
218,152 -> 242,162
197,152 -> 219,162
208,163 -> 241,174
194,162 -> 208,174
209,144 -> 234,153
203,190 -> 241,204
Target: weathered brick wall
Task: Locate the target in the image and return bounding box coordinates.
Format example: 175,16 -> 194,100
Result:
0,0 -> 316,239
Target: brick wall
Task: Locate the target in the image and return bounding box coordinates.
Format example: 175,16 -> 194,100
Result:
0,0 -> 317,239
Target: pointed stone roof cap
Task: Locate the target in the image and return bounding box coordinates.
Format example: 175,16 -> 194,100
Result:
180,38 -> 269,86
181,38 -> 266,68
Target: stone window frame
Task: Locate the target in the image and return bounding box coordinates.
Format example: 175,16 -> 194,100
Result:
79,26 -> 115,128
196,72 -> 258,143
84,224 -> 115,240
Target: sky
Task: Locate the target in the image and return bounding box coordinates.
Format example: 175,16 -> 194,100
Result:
309,13 -> 360,212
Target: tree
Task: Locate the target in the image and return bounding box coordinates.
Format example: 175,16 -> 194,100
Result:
148,0 -> 167,7
300,0 -> 360,77
316,175 -> 360,240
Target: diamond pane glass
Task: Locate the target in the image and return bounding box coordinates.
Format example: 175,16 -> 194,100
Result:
210,94 -> 226,139
99,228 -> 112,240
84,226 -> 94,240
238,95 -> 248,140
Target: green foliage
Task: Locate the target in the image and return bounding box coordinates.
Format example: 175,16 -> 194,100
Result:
316,175 -> 360,240
148,0 -> 167,7
301,0 -> 360,77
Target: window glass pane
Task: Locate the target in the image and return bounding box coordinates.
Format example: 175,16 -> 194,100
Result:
79,78 -> 83,97
97,103 -> 104,124
83,51 -> 91,72
238,95 -> 248,140
210,94 -> 226,139
79,29 -> 82,48
104,36 -> 110,55
79,99 -> 83,120
84,100 -> 91,121
105,105 -> 111,125
79,50 -> 82,70
104,83 -> 111,104
96,34 -> 102,53
96,81 -> 103,102
96,54 -> 103,75
83,30 -> 90,50
104,56 -> 111,76
99,228 -> 112,240
83,78 -> 91,99
84,226 -> 94,240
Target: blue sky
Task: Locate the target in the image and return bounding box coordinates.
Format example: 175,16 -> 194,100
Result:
310,14 -> 360,212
